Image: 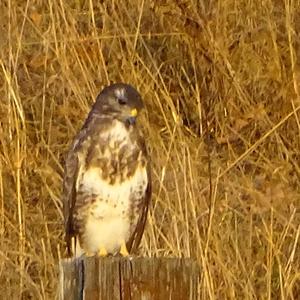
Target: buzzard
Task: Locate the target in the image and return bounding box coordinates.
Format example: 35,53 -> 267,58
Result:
63,83 -> 151,257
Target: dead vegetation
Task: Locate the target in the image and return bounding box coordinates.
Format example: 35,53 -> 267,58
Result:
0,0 -> 299,299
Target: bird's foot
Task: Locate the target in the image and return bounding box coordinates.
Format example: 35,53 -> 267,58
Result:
97,247 -> 108,257
120,240 -> 129,257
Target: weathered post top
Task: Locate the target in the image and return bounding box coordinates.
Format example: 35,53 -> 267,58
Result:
59,257 -> 200,300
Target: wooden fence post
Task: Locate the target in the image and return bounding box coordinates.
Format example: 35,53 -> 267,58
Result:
59,257 -> 200,300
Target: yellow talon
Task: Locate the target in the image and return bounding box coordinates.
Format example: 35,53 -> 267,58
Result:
120,241 -> 129,257
98,247 -> 108,257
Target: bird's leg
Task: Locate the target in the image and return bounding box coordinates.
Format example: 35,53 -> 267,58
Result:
120,240 -> 129,256
97,246 -> 108,257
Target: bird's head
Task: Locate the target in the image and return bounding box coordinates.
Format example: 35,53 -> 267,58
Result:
95,83 -> 144,126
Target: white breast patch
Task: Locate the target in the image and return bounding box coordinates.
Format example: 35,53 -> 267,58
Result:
81,165 -> 147,254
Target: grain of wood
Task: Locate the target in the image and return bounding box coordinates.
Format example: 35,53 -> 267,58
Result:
60,257 -> 200,300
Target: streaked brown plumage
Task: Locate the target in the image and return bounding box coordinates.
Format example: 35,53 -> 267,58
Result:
63,83 -> 151,257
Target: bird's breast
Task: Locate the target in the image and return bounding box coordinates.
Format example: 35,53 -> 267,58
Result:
79,120 -> 145,184
80,164 -> 147,209
76,119 -> 148,217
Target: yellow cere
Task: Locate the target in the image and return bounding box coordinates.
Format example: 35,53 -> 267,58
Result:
131,108 -> 138,117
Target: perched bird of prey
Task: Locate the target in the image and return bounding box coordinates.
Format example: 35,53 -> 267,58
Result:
63,83 -> 151,257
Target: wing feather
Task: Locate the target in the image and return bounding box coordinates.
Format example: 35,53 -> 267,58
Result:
62,126 -> 89,256
127,136 -> 152,254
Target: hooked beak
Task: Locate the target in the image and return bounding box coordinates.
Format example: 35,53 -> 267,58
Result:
126,108 -> 138,125
130,108 -> 138,117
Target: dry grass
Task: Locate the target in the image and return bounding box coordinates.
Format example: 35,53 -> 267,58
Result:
0,0 -> 299,299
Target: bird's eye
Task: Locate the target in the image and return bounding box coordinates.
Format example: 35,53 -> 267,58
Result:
117,98 -> 127,105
